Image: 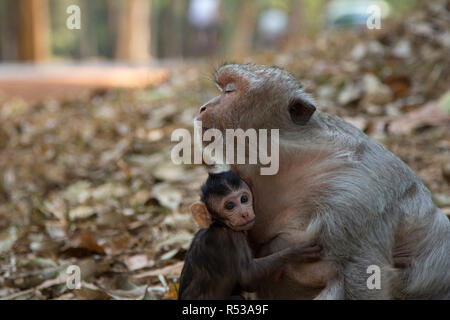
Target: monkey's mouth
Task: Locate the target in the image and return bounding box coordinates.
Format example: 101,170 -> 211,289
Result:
237,218 -> 255,230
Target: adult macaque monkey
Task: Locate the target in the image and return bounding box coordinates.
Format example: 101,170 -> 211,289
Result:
194,64 -> 450,299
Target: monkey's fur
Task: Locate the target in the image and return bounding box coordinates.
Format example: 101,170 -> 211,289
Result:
195,64 -> 450,299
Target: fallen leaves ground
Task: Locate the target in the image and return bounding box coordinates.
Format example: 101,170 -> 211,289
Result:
0,1 -> 449,300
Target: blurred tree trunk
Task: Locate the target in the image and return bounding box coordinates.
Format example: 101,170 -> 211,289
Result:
0,0 -> 19,60
18,0 -> 50,62
229,1 -> 257,59
115,0 -> 151,62
80,0 -> 98,58
172,0 -> 189,58
285,0 -> 304,50
107,1 -> 120,58
160,1 -> 177,58
178,0 -> 190,57
158,0 -> 188,58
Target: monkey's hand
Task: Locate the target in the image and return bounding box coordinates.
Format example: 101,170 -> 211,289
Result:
284,242 -> 322,262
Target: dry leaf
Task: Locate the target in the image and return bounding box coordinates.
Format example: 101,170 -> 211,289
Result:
152,183 -> 182,210
69,206 -> 96,221
133,261 -> 184,279
124,254 -> 154,271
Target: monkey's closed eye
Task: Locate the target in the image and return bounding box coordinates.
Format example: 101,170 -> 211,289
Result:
225,201 -> 235,210
240,195 -> 248,203
224,82 -> 236,93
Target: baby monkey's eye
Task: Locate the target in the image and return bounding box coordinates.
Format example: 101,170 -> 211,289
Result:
225,202 -> 235,210
240,195 -> 248,203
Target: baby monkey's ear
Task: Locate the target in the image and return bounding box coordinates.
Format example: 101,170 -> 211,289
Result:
288,95 -> 316,125
190,201 -> 213,228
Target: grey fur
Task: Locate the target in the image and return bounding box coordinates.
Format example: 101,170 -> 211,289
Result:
214,64 -> 450,299
304,111 -> 450,299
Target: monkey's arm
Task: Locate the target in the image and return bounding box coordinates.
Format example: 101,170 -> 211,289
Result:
239,243 -> 321,292
392,237 -> 414,268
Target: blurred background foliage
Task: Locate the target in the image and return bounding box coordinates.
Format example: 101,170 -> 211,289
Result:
0,0 -> 418,62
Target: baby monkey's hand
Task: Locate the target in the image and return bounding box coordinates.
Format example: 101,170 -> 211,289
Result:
285,241 -> 322,262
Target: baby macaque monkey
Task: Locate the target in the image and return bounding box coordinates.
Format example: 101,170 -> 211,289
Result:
178,171 -> 321,300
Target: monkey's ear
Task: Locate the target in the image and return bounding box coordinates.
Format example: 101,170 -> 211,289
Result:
190,201 -> 212,228
288,97 -> 316,125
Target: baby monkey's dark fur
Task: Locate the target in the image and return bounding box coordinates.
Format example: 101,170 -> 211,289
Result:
178,171 -> 320,299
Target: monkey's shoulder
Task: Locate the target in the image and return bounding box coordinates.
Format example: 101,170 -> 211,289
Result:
191,224 -> 247,252
184,226 -> 247,269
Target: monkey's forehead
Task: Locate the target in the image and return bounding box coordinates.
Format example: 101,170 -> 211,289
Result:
215,64 -> 302,88
217,64 -> 284,77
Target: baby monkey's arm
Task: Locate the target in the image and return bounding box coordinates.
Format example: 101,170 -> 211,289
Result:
239,241 -> 321,292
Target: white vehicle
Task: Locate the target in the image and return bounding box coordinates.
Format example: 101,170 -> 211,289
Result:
325,0 -> 391,28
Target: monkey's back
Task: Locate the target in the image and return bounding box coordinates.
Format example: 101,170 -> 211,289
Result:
311,112 -> 450,298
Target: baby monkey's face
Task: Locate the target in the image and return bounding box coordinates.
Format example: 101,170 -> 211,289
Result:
214,184 -> 255,231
